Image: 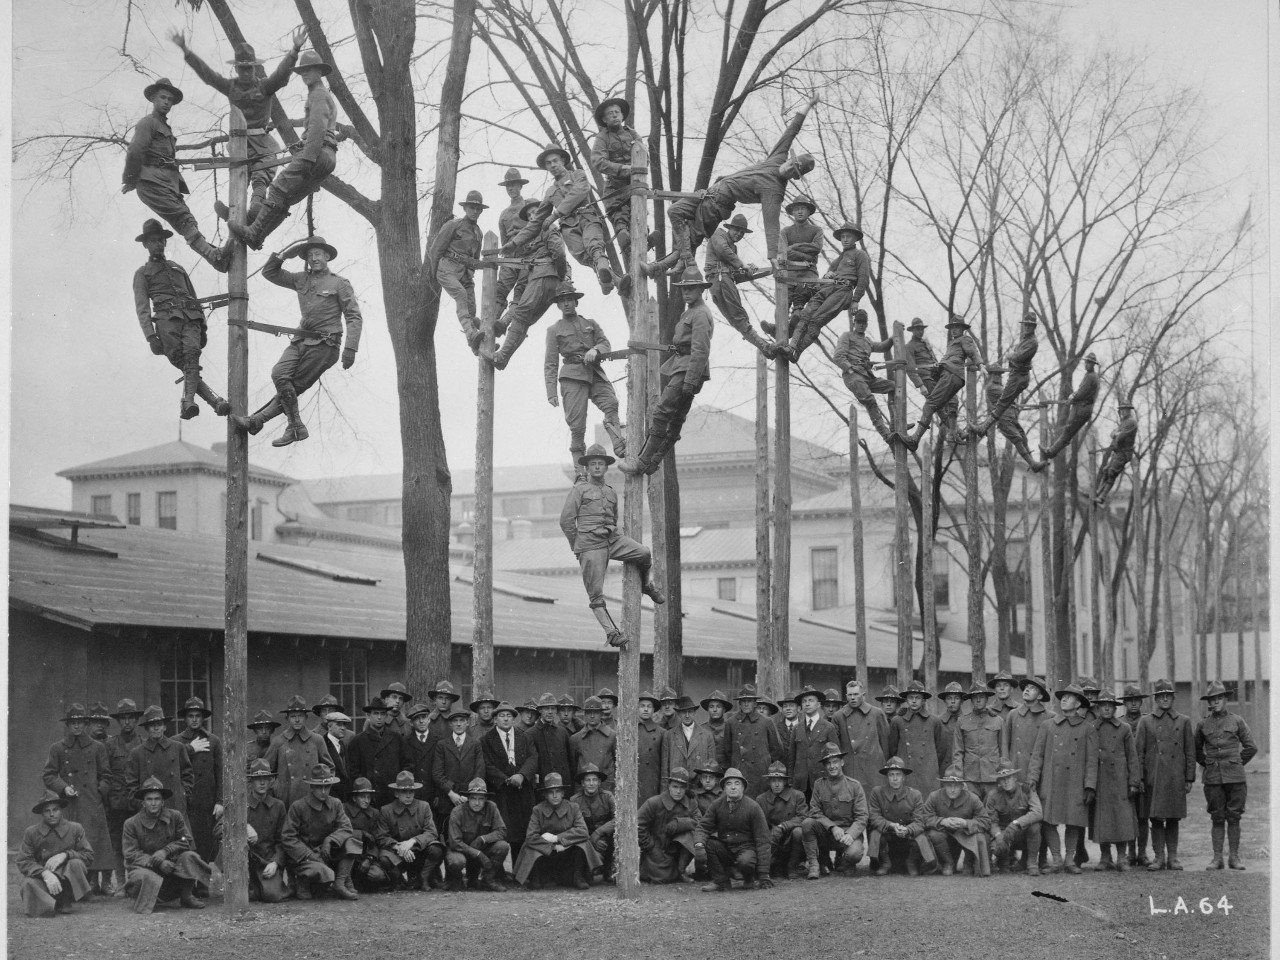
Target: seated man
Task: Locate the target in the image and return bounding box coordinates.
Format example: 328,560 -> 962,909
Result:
637,767 -> 700,884
570,764 -> 616,881
343,777 -> 391,891
694,767 -> 773,893
445,779 -> 509,893
867,756 -> 934,876
785,222 -> 872,361
121,776 -> 211,914
983,761 -> 1043,875
17,791 -> 94,917
378,770 -> 447,891
923,765 -> 992,877
800,743 -> 868,878
426,191 -> 489,352
243,758 -> 289,902
690,760 -> 725,817
280,763 -> 360,901
514,773 -> 601,890
755,761 -> 810,879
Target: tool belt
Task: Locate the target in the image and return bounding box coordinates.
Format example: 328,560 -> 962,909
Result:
145,156 -> 179,169
298,331 -> 342,348
564,353 -> 602,365
154,297 -> 204,311
246,125 -> 274,136
673,343 -> 692,356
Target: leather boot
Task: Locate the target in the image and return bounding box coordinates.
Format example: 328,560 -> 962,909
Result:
180,358 -> 201,420
184,231 -> 231,274
1207,824 -> 1225,869
332,858 -> 360,900
1227,823 -> 1245,869
937,847 -> 955,876
248,183 -> 267,224
1147,824 -> 1166,870
640,567 -> 666,604
272,390 -> 309,447
488,322 -> 529,370
783,320 -> 808,361
1165,822 -> 1183,870
617,430 -> 666,476
603,419 -> 627,458
195,382 -> 230,416
640,432 -> 677,476
740,324 -> 777,358
229,200 -> 289,251
865,403 -> 892,444
595,258 -> 615,295
975,835 -> 991,877
786,844 -> 806,880
802,836 -> 821,879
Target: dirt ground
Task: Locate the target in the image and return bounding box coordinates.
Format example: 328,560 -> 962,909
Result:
9,771 -> 1269,960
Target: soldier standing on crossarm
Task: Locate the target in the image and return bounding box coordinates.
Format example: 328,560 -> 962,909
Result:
833,308 -> 895,443
979,367 -> 1042,470
967,312 -> 1039,438
1093,401 -> 1139,504
785,221 -> 872,361
486,199 -> 570,369
588,97 -> 645,263
427,191 -> 489,354
495,168 -> 531,310
1036,352 -> 1100,466
774,194 -> 824,331
704,214 -> 779,357
903,318 -> 958,435
904,317 -> 989,449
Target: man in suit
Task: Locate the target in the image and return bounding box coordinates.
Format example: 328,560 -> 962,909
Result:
347,701 -> 404,809
432,705 -> 484,832
773,695 -> 801,777
530,693 -> 574,787
318,711 -> 352,801
637,691 -> 665,803
661,695 -> 716,779
790,687 -> 838,799
402,703 -> 440,807
482,702 -> 539,870
312,695 -> 355,747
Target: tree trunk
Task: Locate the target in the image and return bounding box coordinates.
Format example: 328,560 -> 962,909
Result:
849,406 -> 867,684
988,437 -> 1012,673
963,368 -> 985,683
471,232 -> 499,694
755,355 -> 772,688
921,436 -> 939,693
891,325 -> 913,686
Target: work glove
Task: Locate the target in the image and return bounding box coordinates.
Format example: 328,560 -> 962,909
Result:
342,348 -> 356,370
148,334 -> 165,355
42,871 -> 62,897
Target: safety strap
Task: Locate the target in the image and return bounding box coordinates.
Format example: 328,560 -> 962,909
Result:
227,317 -> 309,338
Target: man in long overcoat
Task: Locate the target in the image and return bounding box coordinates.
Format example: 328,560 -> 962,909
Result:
1136,678 -> 1196,871
173,697 -> 221,868
831,679 -> 889,792
125,705 -> 193,819
531,692 -> 575,788
265,695 -> 333,807
1001,676 -> 1051,788
1029,684 -> 1098,874
866,756 -> 934,876
122,776 -> 211,913
1091,692 -> 1141,870
721,684 -> 783,798
637,768 -> 699,883
43,703 -> 118,886
514,773 -> 600,888
347,700 -> 404,809
17,792 -> 95,916
637,691 -> 666,803
888,680 -> 951,796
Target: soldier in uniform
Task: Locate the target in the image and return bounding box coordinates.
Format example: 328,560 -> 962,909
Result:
544,282 -> 626,472
482,702 -> 539,871
570,763 -> 617,881
105,698 -> 144,893
445,779 -> 509,892
982,761 -> 1042,874
1001,676 -> 1050,788
701,690 -> 733,759
487,198 -> 570,369
530,692 -> 575,788
637,768 -> 700,883
515,772 -> 600,889
171,27 -> 307,223
425,681 -> 463,739
988,671 -> 1018,717
1120,684 -> 1152,866
133,219 -> 230,420
905,317 -> 989,449
237,758 -> 290,902
122,77 -> 230,272
589,97 -> 645,263
1029,684 -> 1098,874
833,309 -> 895,442
775,194 -> 824,331
647,96 -> 819,277
348,700 -> 404,809
560,444 -> 666,647
694,767 -> 773,892
229,50 -> 340,250
125,705 -> 193,819
523,143 -> 615,293
867,756 -> 934,876
953,683 -> 1004,801
43,702 -> 117,895
265,695 -> 334,807
938,681 -> 966,745
281,763 -> 360,900
248,710 -> 280,763
785,222 -> 873,361
704,213 -> 779,356
888,680 -> 951,797
558,695 -> 584,736
1091,691 -> 1141,870
618,266 -> 716,476
495,168 -> 531,310
923,765 -> 991,877
17,792 -> 94,916
637,691 -> 666,803
800,743 -> 868,877
1037,353 -> 1100,465
1137,678 -> 1196,871
722,684 -> 783,798
377,770 -> 446,890
903,318 -> 957,435
1195,680 -> 1257,870
427,190 -> 489,353
122,776 -> 211,913
821,690 -> 843,723
569,696 -> 617,789
831,679 -> 890,795
976,368 -> 1042,469
173,697 -> 221,875
340,777 -> 390,892
966,312 -> 1039,438
690,760 -> 725,819
1093,402 -> 1139,504
756,761 -> 810,879
381,682 -> 413,738
233,235 -> 361,446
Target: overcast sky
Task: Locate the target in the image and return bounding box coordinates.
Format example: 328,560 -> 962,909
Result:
6,0 -> 1273,509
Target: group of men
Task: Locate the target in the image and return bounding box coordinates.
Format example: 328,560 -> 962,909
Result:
20,672 -> 1255,915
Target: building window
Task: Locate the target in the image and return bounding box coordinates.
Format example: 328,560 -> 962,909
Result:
330,649 -> 368,731
811,548 -> 838,611
160,636 -> 210,730
568,654 -> 594,704
90,495 -> 113,518
346,504 -> 376,524
933,546 -> 951,609
251,501 -> 264,542
725,662 -> 743,692
157,491 -> 178,530
126,493 -> 141,526
717,577 -> 738,602
383,503 -> 402,526
1007,539 -> 1029,605
541,494 -> 563,514
504,497 -> 530,518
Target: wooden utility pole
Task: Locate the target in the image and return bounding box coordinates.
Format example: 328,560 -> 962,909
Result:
1161,483 -> 1176,681
1132,456 -> 1148,689
1037,404 -> 1057,695
756,355 -> 772,684
1249,551 -> 1264,751
1087,435 -> 1103,680
221,105 -> 250,918
769,278 -> 791,703
889,322 -> 912,686
921,435 -> 938,693
615,139 -> 650,900
849,405 -> 867,683
1021,471 -> 1035,677
963,365 -> 985,684
472,232 -> 499,693
647,319 -> 670,689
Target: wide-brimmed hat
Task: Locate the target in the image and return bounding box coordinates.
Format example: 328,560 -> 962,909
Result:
465,778 -> 489,796
823,688 -> 843,706
1077,676 -> 1102,695
1149,678 -> 1175,696
363,700 -> 392,714
430,680 -> 461,702
756,698 -> 780,716
389,770 -> 423,792
349,777 -> 378,795
793,685 -> 825,705
469,691 -> 500,712
832,221 -> 863,241
993,761 -> 1020,780
658,687 -> 680,703
700,690 -> 733,711
555,280 -> 586,303
247,758 -> 275,779
406,702 -> 433,719
88,701 -> 113,722
297,235 -> 338,261
517,199 -> 543,223
1055,683 -> 1090,705
576,763 -> 604,782
61,703 -> 89,723
733,684 -> 760,701
988,671 -> 1016,687
181,696 -> 213,719
519,700 -> 540,715
577,443 -> 614,467
248,709 -> 281,731
941,682 -> 966,699
1200,680 -> 1231,701
875,685 -> 903,703
378,681 -> 410,701
901,679 -> 932,701
1091,690 -> 1122,707
673,695 -> 698,712
32,790 -> 68,815
1121,684 -> 1150,701
582,696 -> 605,713
558,694 -> 578,709
499,167 -> 529,186
725,213 -> 753,234
1020,676 -> 1050,700
966,682 -> 990,698
134,775 -> 173,800
784,194 -> 818,216
820,742 -> 847,763
139,705 -> 171,726
671,266 -> 712,289
280,694 -> 309,714
1084,352 -> 1099,364
879,755 -> 912,777
1119,402 -> 1136,412
1021,312 -> 1039,326
303,764 -> 340,787
536,692 -> 560,710
227,42 -> 264,66
111,698 -> 144,719
493,701 -> 518,718
311,694 -> 346,717
445,706 -> 472,722
907,318 -> 926,331
665,767 -> 692,785
459,189 -> 489,210
539,772 -> 569,793
594,97 -> 631,126
694,759 -> 723,777
536,143 -> 573,169
720,767 -> 748,786
596,687 -> 619,706
293,49 -> 332,76
945,316 -> 970,329
764,761 -> 790,781
638,690 -> 662,708
938,765 -> 966,783
144,77 -> 184,103
135,219 -> 173,243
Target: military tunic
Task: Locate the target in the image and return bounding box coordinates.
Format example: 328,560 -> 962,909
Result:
498,218 -> 569,336
988,330 -> 1038,418
1195,711 -> 1256,826
122,807 -> 210,913
428,216 -> 484,337
923,787 -> 991,861
1001,702 -> 1049,787
888,707 -> 952,796
133,256 -> 208,382
43,733 -> 118,872
569,726 -> 617,790
123,112 -> 197,236
282,793 -> 355,887
953,707 -> 1005,792
544,312 -> 619,465
652,300 -> 715,444
722,711 -> 783,797
705,228 -> 754,338
529,169 -> 609,272
695,794 -> 772,882
797,246 -> 872,330
589,123 -> 644,253
833,328 -> 894,406
17,819 -> 94,916
1044,368 -> 1100,458
561,477 -> 652,608
378,798 -> 445,880
780,219 -> 825,313
126,736 -> 193,819
267,80 -> 338,206
496,197 -> 531,306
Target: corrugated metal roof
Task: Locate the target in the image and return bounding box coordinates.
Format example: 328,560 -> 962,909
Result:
57,440 -> 295,485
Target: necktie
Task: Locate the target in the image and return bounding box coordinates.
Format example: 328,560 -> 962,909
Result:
504,732 -> 515,765
455,734 -> 464,748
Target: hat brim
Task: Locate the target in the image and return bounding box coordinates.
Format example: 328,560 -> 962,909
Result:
903,689 -> 933,701
594,97 -> 632,126
301,241 -> 338,260
181,707 -> 214,718
431,690 -> 462,703
821,753 -> 847,763
469,699 -> 501,711
144,82 -> 184,104
247,769 -> 277,779
1199,690 -> 1230,701
1054,689 -> 1090,702
726,222 -> 754,234
32,797 -> 68,814
465,787 -> 489,796
1019,679 -> 1051,699
304,776 -> 341,787
539,782 -> 568,793
536,148 -> 572,169
111,709 -> 145,719
293,62 -> 333,76
136,228 -> 174,243
878,765 -> 912,776
227,57 -> 266,66
1121,692 -> 1151,700
349,785 -> 378,794
312,702 -> 347,717
141,715 -> 174,725
557,289 -> 587,302
671,279 -> 713,289
699,698 -> 733,710
389,780 -> 424,791
499,175 -> 530,186
638,695 -> 662,707
445,710 -> 472,721
363,702 -> 393,714
135,786 -> 174,800
460,199 -> 491,210
280,706 -> 310,714
833,227 -> 864,242
61,714 -> 90,724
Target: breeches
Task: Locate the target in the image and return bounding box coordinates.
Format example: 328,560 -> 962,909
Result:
579,536 -> 652,605
437,259 -> 477,328
993,370 -> 1030,412
995,409 -> 1029,446
268,145 -> 337,207
503,275 -> 561,332
271,340 -> 339,398
651,373 -> 701,439
126,851 -> 209,914
247,131 -> 283,189
561,377 -> 621,454
561,216 -> 608,267
870,830 -> 934,866
669,194 -> 733,253
445,839 -> 511,878
710,278 -> 750,334
155,315 -> 207,370
799,287 -> 853,326
802,820 -> 864,867
1204,782 -> 1247,824
843,370 -> 893,405
136,178 -> 197,236
923,370 -> 965,414
496,265 -> 528,307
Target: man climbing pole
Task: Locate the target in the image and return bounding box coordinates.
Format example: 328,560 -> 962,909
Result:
966,312 -> 1039,439
769,194 -> 824,334
589,97 -> 645,263
560,445 -> 665,648
495,168 -> 531,312
544,282 -> 626,476
122,77 -> 230,273
426,190 -> 488,354
979,368 -> 1043,471
903,318 -> 957,436
904,316 -> 989,450
170,26 -> 307,225
784,221 -> 871,361
484,199 -> 570,369
833,309 -> 894,444
704,214 -> 779,358
646,96 -> 819,277
1092,402 -> 1138,504
132,219 -> 229,421
524,143 -> 614,294
232,236 -> 361,446
229,49 -> 339,251
618,266 -> 714,476
1037,353 -> 1100,466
